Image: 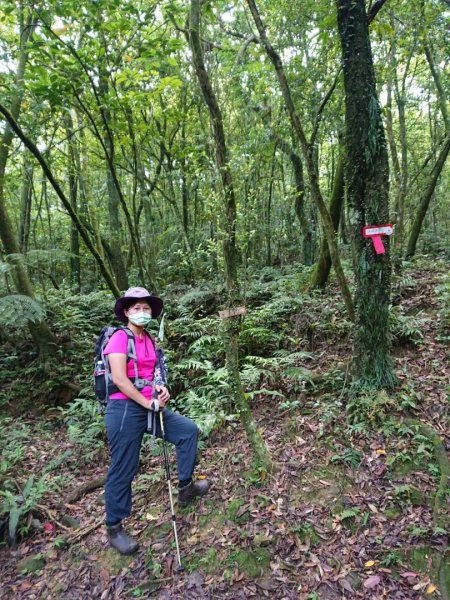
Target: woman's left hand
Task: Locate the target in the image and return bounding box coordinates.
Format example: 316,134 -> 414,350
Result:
155,385 -> 170,407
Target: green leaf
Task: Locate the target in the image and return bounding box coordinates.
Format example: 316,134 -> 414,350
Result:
0,295 -> 46,327
22,476 -> 34,500
8,505 -> 21,541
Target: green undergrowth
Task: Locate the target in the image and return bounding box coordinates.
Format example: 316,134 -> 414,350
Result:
1,259 -> 449,597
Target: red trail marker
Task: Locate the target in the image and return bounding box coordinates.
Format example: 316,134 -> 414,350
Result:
362,224 -> 394,254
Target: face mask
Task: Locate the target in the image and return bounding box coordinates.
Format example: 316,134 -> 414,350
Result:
128,312 -> 152,327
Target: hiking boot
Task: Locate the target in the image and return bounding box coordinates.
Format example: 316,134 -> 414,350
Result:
178,479 -> 210,508
107,523 -> 139,555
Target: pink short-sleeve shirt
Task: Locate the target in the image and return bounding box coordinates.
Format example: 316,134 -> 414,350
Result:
103,329 -> 156,400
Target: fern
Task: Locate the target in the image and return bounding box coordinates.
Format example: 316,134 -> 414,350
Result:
245,355 -> 280,369
390,307 -> 427,345
273,349 -> 314,362
0,261 -> 16,277
339,506 -> 360,521
283,366 -> 314,382
0,294 -> 46,327
174,358 -> 214,373
240,364 -> 266,387
179,388 -> 229,436
189,335 -> 220,354
245,388 -> 285,401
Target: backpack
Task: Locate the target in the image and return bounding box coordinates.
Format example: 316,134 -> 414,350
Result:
93,326 -> 168,410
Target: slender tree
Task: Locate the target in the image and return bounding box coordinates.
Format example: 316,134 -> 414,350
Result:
405,132 -> 450,258
189,0 -> 272,472
246,0 -> 355,321
310,142 -> 345,289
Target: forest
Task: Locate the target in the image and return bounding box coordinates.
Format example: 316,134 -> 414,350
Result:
0,0 -> 449,598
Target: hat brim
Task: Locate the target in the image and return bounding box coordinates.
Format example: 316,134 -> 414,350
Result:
114,295 -> 164,323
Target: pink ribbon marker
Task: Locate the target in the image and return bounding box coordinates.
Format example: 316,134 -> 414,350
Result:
362,224 -> 394,255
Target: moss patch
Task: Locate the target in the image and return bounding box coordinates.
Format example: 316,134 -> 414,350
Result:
226,498 -> 250,524
17,553 -> 46,574
402,544 -> 449,598
228,548 -> 271,578
142,521 -> 172,541
96,548 -> 134,574
293,463 -> 351,508
185,547 -> 227,573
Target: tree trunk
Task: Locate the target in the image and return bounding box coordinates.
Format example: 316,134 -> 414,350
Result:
424,43 -> 449,130
64,114 -> 81,292
98,72 -> 129,291
266,144 -> 276,265
276,137 -> 314,265
336,0 -> 395,390
405,132 -> 450,258
389,23 -> 413,269
189,0 -> 272,473
310,143 -> 345,289
19,152 -> 33,254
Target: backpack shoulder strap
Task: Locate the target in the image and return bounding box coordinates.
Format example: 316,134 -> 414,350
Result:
144,330 -> 157,352
121,327 -> 139,385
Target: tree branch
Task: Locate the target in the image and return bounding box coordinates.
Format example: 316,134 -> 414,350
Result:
367,0 -> 389,24
0,103 -> 120,297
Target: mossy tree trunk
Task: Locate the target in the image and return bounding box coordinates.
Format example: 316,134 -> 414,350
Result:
276,138 -> 314,266
310,143 -> 345,289
18,151 -> 33,254
189,0 -> 272,472
98,69 -> 129,291
336,0 -> 395,390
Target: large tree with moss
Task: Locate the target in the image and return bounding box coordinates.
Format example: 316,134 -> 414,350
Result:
335,0 -> 395,390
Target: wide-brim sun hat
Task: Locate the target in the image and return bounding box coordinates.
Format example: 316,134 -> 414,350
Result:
114,287 -> 164,323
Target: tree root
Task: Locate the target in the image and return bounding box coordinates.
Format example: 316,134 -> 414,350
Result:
66,476 -> 106,504
65,518 -> 104,545
35,504 -> 72,531
125,577 -> 172,596
403,418 -> 450,527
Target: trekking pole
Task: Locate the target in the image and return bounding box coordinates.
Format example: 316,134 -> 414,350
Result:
159,410 -> 184,572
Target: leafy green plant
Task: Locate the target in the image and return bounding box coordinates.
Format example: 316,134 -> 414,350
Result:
435,272 -> 450,341
389,306 -> 427,346
380,550 -> 402,567
339,507 -> 361,521
330,447 -> 362,469
0,294 -> 46,329
0,417 -> 30,476
58,398 -> 104,461
347,389 -> 397,426
392,484 -> 413,499
408,525 -> 428,537
0,475 -> 49,544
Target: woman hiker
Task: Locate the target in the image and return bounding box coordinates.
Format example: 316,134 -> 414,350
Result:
103,287 -> 209,555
